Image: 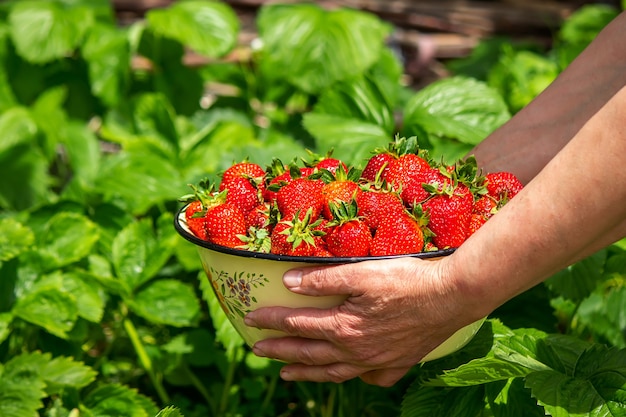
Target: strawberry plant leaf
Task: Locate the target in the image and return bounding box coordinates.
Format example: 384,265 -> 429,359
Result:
128,279 -> 200,327
0,352 -> 48,417
12,286 -> 78,338
41,356 -> 97,394
401,385 -> 485,417
577,286 -> 626,348
302,114 -> 390,168
0,218 -> 34,262
8,0 -> 94,64
156,407 -> 185,417
403,76 -> 510,146
38,271 -> 104,324
146,0 -> 239,58
486,378 -> 546,417
257,3 -> 391,93
0,313 -> 12,345
81,383 -> 159,417
39,212 -> 100,269
0,143 -> 49,211
545,249 -> 607,302
111,218 -> 175,291
81,22 -> 131,108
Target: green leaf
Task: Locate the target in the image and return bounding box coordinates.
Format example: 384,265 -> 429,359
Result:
81,383 -> 158,417
8,0 -> 94,64
0,143 -> 50,211
128,279 -> 200,327
0,106 -> 38,155
155,407 -> 185,417
111,218 -> 175,290
12,286 -> 78,338
486,378 -> 546,417
162,329 -> 217,367
545,250 -> 607,301
30,86 -> 68,159
577,286 -> 626,348
82,22 -> 131,107
39,212 -> 100,269
0,218 -> 35,262
426,357 -> 532,387
0,352 -> 48,417
0,312 -> 13,345
60,121 -> 102,187
258,3 -> 391,93
403,76 -> 510,146
401,385 -> 485,417
131,93 -> 180,154
42,356 -> 97,394
302,114 -> 390,168
37,271 -> 104,323
146,0 -> 239,58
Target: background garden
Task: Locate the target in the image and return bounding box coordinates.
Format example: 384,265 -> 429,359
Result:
1,0 -> 625,416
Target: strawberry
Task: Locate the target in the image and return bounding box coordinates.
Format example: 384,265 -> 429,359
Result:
421,183 -> 473,249
384,153 -> 433,206
320,165 -> 362,220
276,177 -> 324,220
356,188 -> 405,231
263,159 -> 315,203
325,200 -> 372,257
371,213 -> 424,256
185,200 -> 208,240
472,195 -> 497,219
219,162 -> 265,214
361,152 -> 395,183
270,209 -> 325,257
205,203 -> 247,248
484,172 -> 523,202
302,149 -> 348,175
468,213 -> 488,236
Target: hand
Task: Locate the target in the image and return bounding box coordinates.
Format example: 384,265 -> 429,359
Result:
244,256 -> 483,386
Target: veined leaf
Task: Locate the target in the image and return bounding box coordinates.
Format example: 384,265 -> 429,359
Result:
8,0 -> 94,64
401,385 -> 485,417
37,271 -> 104,323
41,356 -> 97,394
156,407 -> 185,417
302,113 -> 390,169
60,122 -> 102,185
81,383 -> 158,417
545,250 -> 607,302
577,286 -> 626,348
39,212 -> 100,270
146,0 -> 239,58
403,76 -> 510,146
425,357 -> 532,387
12,286 -> 78,338
111,218 -> 175,291
258,3 -> 391,93
486,378 -> 546,417
0,352 -> 48,417
0,107 -> 38,155
0,312 -> 12,345
128,279 -> 200,327
82,22 -> 131,107
0,218 -> 34,262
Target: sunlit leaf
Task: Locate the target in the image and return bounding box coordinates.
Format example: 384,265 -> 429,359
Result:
146,0 -> 239,58
13,287 -> 78,338
0,218 -> 35,262
258,3 -> 391,93
129,279 -> 200,327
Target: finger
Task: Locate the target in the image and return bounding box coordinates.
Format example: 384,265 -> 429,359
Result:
279,362 -> 368,384
245,306 -> 352,341
283,259 -> 397,296
252,336 -> 342,365
359,367 -> 411,387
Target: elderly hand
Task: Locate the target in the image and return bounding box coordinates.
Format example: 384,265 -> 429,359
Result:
244,256 -> 485,386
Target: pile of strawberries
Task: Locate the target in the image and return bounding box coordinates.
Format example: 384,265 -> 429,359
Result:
181,136 -> 523,257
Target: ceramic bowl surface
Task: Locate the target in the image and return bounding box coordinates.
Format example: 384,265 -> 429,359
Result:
174,205 -> 483,362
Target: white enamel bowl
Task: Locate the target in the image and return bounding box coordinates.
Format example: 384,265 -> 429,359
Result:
174,205 -> 484,362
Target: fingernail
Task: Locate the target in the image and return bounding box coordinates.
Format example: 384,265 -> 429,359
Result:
280,369 -> 292,380
283,270 -> 302,288
244,314 -> 256,327
252,345 -> 267,358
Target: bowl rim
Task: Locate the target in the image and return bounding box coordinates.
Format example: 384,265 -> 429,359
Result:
174,204 -> 456,263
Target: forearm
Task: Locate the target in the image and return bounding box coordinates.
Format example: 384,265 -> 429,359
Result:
470,11 -> 626,184
451,85 -> 626,318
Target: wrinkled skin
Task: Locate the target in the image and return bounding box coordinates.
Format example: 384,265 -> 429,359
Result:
244,256 -> 484,386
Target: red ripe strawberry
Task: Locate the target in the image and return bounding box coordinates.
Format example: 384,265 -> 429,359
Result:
276,177 -> 324,220
185,200 -> 208,239
325,200 -> 372,257
302,149 -> 347,175
205,202 -> 247,248
422,183 -> 473,249
384,153 -> 433,206
221,161 -> 265,186
245,202 -> 277,231
220,162 -> 266,214
371,213 -> 424,256
484,172 -> 523,202
263,159 -> 315,203
320,165 -> 362,220
472,195 -> 497,219
356,189 -> 405,231
468,213 -> 488,236
361,152 -> 395,182
270,209 -> 325,256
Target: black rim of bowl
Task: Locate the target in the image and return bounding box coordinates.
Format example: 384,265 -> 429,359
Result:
174,204 -> 456,263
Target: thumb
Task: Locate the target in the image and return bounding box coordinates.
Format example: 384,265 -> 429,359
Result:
283,261 -> 374,297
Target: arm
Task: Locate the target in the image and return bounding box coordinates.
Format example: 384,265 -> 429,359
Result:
471,11 -> 626,183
